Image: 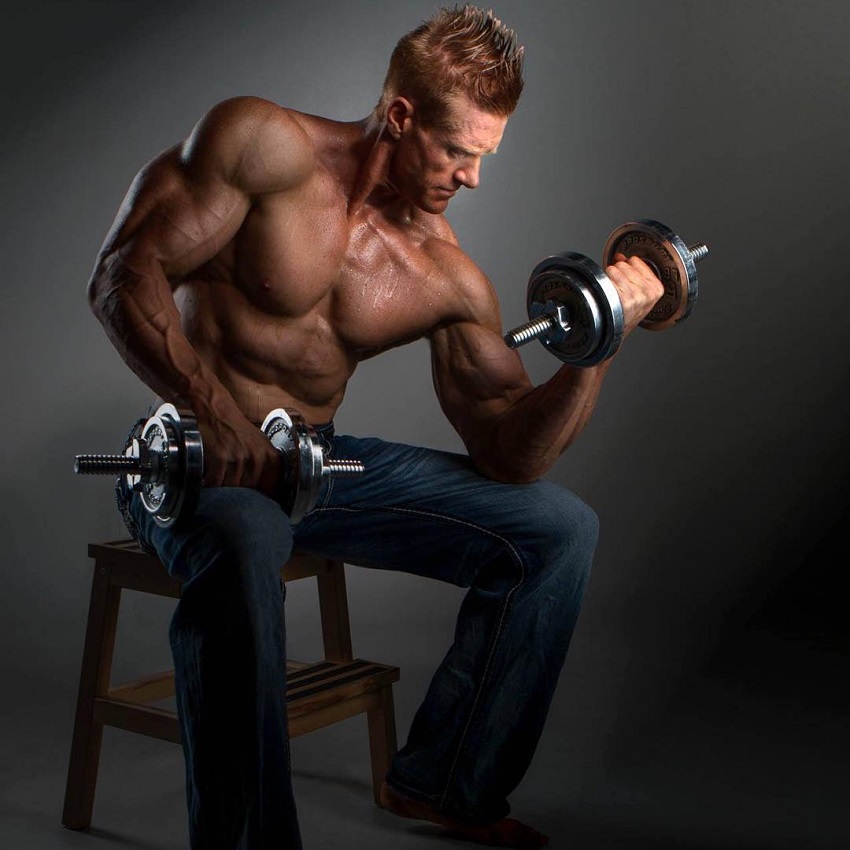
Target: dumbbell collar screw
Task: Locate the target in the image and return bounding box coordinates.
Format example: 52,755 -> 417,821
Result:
505,300 -> 572,350
535,300 -> 572,343
688,243 -> 709,263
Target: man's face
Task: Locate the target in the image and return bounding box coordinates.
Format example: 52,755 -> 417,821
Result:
389,94 -> 508,214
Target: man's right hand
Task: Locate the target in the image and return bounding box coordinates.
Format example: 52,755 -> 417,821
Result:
196,407 -> 282,495
604,253 -> 666,339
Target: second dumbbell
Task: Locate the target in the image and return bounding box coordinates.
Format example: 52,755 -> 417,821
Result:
504,219 -> 708,366
74,404 -> 364,527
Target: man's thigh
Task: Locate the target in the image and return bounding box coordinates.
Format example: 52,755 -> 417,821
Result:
128,484 -> 295,584
292,434 -> 594,588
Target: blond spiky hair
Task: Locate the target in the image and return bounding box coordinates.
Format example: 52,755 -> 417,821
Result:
377,5 -> 524,127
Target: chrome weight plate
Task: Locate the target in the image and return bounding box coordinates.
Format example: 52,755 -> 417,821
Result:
603,219 -> 698,330
527,252 -> 624,366
137,404 -> 203,527
261,407 -> 325,523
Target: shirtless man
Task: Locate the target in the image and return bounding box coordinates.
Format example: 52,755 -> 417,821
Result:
89,7 -> 663,849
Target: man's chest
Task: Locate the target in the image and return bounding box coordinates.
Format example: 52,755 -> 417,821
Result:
232,193 -> 457,351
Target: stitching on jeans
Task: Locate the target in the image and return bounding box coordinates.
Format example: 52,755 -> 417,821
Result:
320,431 -> 337,510
311,503 -> 526,815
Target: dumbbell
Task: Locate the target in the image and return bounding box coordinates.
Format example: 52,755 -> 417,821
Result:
503,219 -> 708,367
74,403 -> 364,527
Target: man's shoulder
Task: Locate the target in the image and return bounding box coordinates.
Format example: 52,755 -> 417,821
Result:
181,96 -> 320,193
196,96 -> 325,140
420,219 -> 486,287
419,220 -> 500,325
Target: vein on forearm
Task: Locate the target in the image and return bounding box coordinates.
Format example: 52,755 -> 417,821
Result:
93,260 -> 218,410
470,362 -> 609,483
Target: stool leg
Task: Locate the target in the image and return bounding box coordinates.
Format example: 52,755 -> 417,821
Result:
316,559 -> 353,662
62,560 -> 121,830
367,684 -> 398,805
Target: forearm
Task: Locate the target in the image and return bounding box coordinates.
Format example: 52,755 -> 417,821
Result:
464,360 -> 612,484
89,256 -> 240,421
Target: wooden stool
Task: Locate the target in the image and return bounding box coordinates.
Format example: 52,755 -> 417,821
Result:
63,538 -> 400,830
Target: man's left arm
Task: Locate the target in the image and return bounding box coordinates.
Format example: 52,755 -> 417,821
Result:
430,254 -> 662,484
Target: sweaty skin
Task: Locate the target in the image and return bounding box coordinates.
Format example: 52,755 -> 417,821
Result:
89,95 -> 662,494
88,94 -> 662,846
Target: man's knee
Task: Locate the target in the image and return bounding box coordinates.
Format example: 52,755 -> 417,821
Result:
545,483 -> 598,553
517,482 -> 599,587
168,488 -> 294,588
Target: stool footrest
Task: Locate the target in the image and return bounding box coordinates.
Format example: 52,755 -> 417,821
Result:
95,659 -> 400,743
288,659 -> 399,735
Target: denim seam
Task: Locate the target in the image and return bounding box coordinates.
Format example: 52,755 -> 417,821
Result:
321,447 -> 336,511
310,502 -> 526,817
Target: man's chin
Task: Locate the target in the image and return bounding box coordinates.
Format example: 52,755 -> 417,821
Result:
418,196 -> 452,215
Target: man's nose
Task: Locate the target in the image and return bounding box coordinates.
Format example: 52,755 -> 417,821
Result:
454,158 -> 481,190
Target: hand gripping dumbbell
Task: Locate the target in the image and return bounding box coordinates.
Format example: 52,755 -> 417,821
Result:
503,219 -> 709,367
74,403 -> 364,527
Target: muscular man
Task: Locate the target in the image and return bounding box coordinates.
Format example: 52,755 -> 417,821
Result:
89,7 -> 663,849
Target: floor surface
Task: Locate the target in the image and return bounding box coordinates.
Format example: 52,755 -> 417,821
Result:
2,622 -> 847,850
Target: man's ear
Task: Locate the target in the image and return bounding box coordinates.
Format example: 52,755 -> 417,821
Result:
385,97 -> 414,140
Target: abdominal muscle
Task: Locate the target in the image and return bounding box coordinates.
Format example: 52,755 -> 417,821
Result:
174,276 -> 359,426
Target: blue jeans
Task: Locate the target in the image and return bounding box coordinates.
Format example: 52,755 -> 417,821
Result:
124,428 -> 599,849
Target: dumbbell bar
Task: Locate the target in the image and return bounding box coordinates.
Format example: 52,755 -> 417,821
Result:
74,404 -> 364,527
504,219 -> 708,367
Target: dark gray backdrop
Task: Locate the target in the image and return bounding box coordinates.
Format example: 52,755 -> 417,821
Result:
2,1 -> 847,848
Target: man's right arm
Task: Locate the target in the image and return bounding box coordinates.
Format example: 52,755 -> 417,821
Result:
88,96 -> 313,490
429,242 -> 663,484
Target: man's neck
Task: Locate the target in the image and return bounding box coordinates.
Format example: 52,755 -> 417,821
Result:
347,114 -> 415,221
